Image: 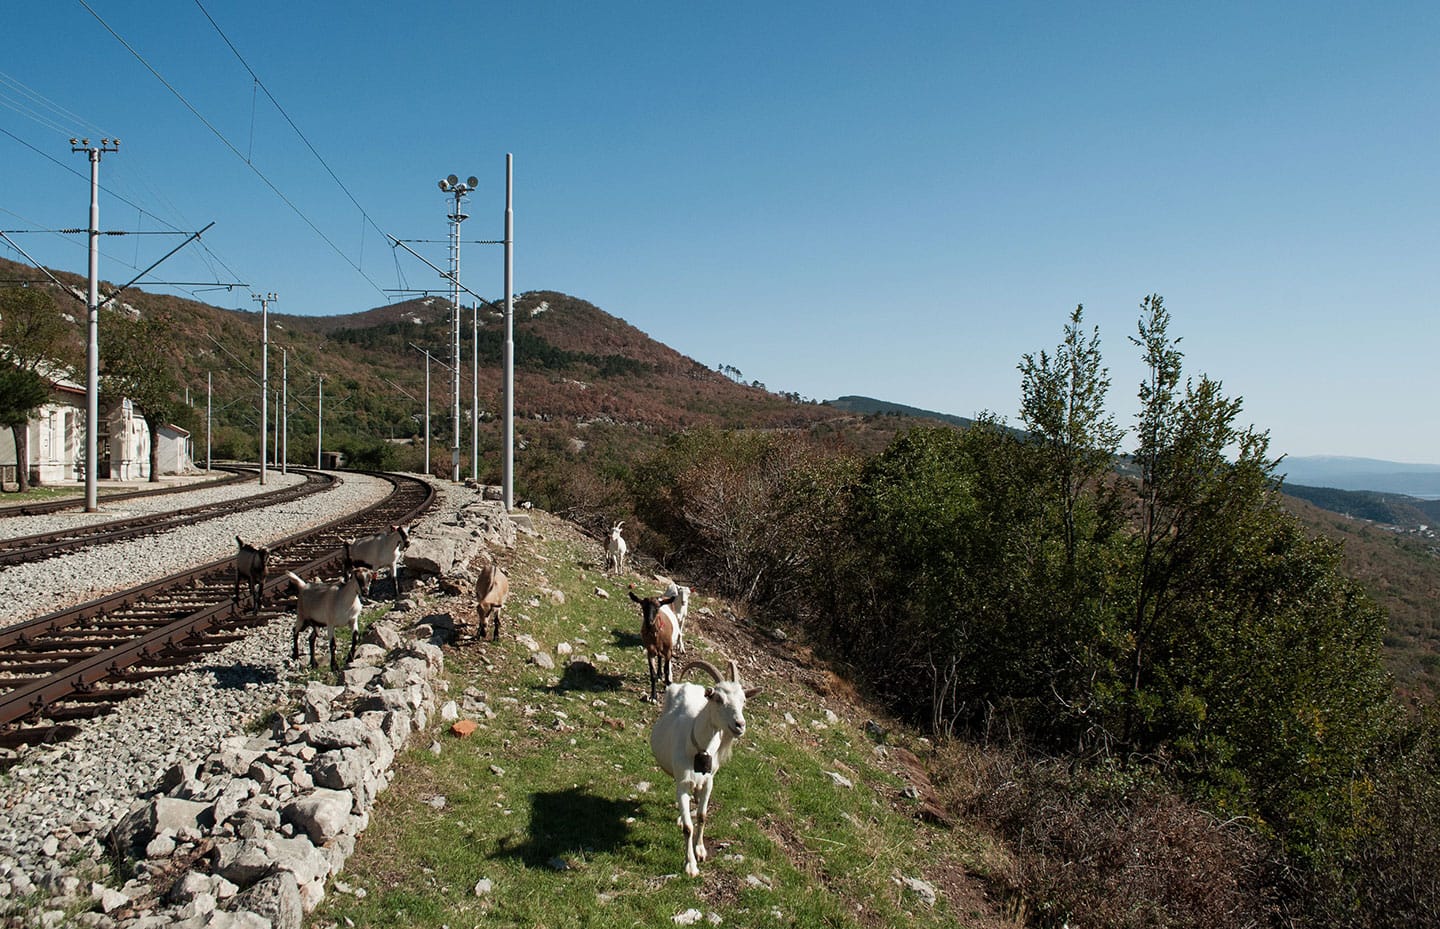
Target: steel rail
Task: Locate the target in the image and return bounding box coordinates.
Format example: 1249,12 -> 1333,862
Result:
0,469 -> 336,567
0,465 -> 254,519
0,472 -> 436,731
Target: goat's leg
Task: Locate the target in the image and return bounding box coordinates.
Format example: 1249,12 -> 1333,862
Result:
308,628 -> 319,668
291,621 -> 301,660
491,606 -> 501,640
677,786 -> 701,877
345,619 -> 359,666
646,654 -> 658,701
329,628 -> 340,672
694,775 -> 714,865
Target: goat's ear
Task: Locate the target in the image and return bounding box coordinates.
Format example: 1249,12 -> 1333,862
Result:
744,688 -> 762,700
659,596 -> 676,607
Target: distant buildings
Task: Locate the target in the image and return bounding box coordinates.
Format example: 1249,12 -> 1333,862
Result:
0,373 -> 193,489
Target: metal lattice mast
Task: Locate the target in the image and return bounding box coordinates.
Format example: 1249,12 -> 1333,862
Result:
438,174 -> 476,483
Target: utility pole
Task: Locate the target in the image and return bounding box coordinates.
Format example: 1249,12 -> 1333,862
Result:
503,154 -> 515,510
253,292 -> 276,485
72,137 -> 118,513
206,371 -> 212,472
409,343 -> 433,474
315,375 -> 324,468
281,348 -> 288,476
471,302 -> 479,482
438,174 -> 477,483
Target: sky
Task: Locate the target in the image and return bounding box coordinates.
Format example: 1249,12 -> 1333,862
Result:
3,2 -> 1438,463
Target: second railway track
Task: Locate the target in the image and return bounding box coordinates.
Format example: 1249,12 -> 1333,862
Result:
0,468 -> 337,568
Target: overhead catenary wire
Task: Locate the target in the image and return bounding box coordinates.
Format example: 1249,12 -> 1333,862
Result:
75,0 -> 391,302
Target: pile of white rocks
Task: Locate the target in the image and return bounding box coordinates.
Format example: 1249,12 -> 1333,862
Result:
92,617 -> 448,929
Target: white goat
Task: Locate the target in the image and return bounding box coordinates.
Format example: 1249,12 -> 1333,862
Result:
605,521 -> 628,575
288,562 -> 374,671
663,581 -> 692,653
651,658 -> 760,877
345,524 -> 411,600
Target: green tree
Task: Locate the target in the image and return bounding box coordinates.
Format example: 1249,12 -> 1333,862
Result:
1018,304 -> 1124,566
0,286 -> 77,491
100,309 -> 183,482
1116,294 -> 1394,864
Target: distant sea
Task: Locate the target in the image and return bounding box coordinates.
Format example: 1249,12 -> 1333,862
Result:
1279,456 -> 1440,499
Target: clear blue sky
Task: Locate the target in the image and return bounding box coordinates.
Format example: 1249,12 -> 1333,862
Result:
4,2 -> 1438,462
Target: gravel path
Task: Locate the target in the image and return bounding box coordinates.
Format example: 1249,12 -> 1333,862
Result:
0,474 -> 479,914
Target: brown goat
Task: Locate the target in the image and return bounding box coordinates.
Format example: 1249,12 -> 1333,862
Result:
476,560 -> 510,640
629,587 -> 678,701
233,537 -> 269,615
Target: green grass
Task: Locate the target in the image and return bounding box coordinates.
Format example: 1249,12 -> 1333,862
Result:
309,517 -> 991,928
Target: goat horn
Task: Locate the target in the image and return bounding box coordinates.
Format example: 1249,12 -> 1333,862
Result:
728,659 -> 740,683
678,660 -> 723,683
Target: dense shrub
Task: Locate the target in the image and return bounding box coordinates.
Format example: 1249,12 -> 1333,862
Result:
969,755 -> 1281,929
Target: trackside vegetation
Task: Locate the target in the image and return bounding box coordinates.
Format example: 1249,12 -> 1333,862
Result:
616,296 -> 1440,928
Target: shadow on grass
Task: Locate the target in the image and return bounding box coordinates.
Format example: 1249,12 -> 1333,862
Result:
490,787 -> 642,868
611,627 -> 643,649
546,660 -> 627,693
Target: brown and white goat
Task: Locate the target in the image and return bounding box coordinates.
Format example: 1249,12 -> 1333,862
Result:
287,563 -> 374,671
629,586 -> 678,701
233,537 -> 269,615
475,558 -> 510,640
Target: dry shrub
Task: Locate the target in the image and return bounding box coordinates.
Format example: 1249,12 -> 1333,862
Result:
967,753 -> 1280,929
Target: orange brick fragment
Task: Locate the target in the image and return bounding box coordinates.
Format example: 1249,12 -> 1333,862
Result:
451,719 -> 479,738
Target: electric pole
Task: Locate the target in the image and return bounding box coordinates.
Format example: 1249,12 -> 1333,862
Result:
503,154 -> 515,510
72,137 -> 118,512
253,292 -> 276,485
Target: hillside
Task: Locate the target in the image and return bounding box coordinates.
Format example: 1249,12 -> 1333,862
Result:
824,395 -> 977,429
1279,491 -> 1440,702
316,509 -> 1015,928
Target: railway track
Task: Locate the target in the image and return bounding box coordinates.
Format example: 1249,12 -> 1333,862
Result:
0,465 -> 253,519
0,469 -> 336,568
0,471 -> 436,757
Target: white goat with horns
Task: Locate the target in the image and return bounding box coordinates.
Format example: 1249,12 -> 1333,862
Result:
651,658 -> 760,877
605,521 -> 628,575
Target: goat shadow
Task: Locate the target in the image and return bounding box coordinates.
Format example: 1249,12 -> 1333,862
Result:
609,627 -> 643,650
539,660 -> 626,694
489,787 -> 641,869
204,663 -> 280,689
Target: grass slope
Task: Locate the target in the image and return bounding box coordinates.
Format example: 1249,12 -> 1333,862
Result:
310,510 -> 1012,929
